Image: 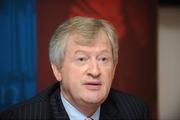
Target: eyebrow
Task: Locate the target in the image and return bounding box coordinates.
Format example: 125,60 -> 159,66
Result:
74,49 -> 111,55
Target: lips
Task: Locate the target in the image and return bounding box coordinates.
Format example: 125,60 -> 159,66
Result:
83,81 -> 102,90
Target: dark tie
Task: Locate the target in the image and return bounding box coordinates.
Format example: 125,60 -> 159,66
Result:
85,117 -> 94,120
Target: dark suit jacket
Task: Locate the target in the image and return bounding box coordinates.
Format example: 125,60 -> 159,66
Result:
0,82 -> 150,120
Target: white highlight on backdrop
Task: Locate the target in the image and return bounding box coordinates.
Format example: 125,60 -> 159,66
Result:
158,6 -> 180,120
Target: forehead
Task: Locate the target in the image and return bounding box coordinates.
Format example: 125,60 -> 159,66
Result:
64,31 -> 114,61
67,31 -> 112,48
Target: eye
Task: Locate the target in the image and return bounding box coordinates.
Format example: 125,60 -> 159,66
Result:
98,56 -> 109,64
101,57 -> 108,61
75,56 -> 88,65
78,57 -> 86,62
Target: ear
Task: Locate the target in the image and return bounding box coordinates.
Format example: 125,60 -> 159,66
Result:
112,62 -> 118,78
51,63 -> 62,82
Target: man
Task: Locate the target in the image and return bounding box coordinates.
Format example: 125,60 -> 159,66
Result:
0,16 -> 150,120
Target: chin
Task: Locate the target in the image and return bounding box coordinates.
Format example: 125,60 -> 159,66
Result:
82,95 -> 106,105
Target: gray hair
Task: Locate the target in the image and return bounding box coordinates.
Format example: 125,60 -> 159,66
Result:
49,16 -> 119,68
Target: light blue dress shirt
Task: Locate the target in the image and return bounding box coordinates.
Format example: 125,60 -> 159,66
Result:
61,93 -> 100,120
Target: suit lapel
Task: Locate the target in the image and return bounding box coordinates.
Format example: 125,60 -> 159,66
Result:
100,98 -> 118,119
50,84 -> 70,120
99,90 -> 125,119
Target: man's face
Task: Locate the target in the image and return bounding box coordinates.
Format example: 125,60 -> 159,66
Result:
52,31 -> 117,107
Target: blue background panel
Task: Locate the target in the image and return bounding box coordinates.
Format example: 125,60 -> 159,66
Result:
0,0 -> 37,111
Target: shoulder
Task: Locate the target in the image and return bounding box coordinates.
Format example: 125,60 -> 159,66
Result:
109,89 -> 147,106
0,82 -> 60,119
103,89 -> 150,119
108,89 -> 149,111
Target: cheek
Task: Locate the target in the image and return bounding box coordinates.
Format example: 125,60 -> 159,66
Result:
71,64 -> 88,75
65,65 -> 87,83
102,68 -> 115,85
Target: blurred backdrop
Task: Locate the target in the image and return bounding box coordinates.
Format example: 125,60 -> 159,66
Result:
0,0 -> 179,119
0,0 -> 36,111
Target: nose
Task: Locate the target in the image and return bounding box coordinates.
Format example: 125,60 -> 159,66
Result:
87,59 -> 101,78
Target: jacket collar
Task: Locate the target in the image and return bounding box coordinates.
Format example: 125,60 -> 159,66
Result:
99,93 -> 118,119
49,83 -> 70,120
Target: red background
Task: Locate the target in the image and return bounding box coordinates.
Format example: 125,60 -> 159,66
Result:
37,0 -> 157,119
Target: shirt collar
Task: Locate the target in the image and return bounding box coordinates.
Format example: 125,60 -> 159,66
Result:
60,93 -> 100,120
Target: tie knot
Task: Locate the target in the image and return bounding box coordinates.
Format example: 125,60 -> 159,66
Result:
85,117 -> 93,120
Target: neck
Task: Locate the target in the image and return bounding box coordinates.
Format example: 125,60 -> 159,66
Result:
76,103 -> 99,117
61,91 -> 100,117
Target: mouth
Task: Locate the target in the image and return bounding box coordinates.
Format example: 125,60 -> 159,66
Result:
84,82 -> 102,90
